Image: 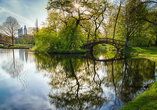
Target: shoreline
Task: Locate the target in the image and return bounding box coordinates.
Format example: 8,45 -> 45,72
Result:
0,47 -> 90,54
1,46 -> 157,109
120,51 -> 157,62
121,82 -> 157,110
120,47 -> 157,110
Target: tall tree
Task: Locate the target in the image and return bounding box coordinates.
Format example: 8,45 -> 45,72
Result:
46,0 -> 108,37
0,16 -> 20,45
113,0 -> 122,42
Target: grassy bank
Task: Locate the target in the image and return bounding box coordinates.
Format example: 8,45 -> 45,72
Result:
0,44 -> 34,49
121,47 -> 157,62
14,44 -> 35,47
121,82 -> 157,110
121,47 -> 157,110
47,49 -> 89,54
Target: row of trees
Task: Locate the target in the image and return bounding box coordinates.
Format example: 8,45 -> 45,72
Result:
0,16 -> 20,45
34,0 -> 157,52
0,16 -> 36,45
107,0 -> 157,47
0,1 -> 156,49
33,0 -> 110,52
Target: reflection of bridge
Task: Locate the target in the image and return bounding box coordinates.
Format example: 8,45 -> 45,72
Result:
85,54 -> 126,64
0,39 -> 12,46
84,38 -> 127,51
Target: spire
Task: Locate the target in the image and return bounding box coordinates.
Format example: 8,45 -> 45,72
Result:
35,18 -> 38,32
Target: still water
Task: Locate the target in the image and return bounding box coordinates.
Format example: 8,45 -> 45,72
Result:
0,49 -> 156,110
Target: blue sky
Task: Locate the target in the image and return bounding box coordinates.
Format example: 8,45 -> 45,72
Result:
0,0 -> 48,28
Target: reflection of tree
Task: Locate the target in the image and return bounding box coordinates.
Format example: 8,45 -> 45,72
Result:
34,52 -> 156,109
35,54 -> 108,110
104,58 -> 156,103
2,49 -> 28,91
3,50 -> 23,77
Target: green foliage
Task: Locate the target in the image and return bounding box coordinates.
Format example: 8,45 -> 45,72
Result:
34,18 -> 87,52
0,44 -> 3,46
15,35 -> 35,45
15,44 -> 34,46
58,21 -> 86,50
106,0 -> 157,47
127,41 -> 132,47
3,36 -> 14,44
33,27 -> 58,52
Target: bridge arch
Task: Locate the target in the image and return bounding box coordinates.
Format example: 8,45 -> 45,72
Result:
84,38 -> 126,52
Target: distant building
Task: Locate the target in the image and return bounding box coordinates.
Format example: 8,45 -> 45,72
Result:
24,25 -> 27,35
18,27 -> 23,38
18,25 -> 27,38
35,19 -> 38,32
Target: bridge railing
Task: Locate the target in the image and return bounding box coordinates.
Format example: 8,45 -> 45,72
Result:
85,38 -> 126,47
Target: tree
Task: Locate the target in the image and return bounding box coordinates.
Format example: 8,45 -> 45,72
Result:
0,33 -> 3,39
45,0 -> 109,50
0,16 -> 20,45
27,27 -> 36,35
46,0 -> 108,36
113,0 -> 122,41
106,0 -> 151,46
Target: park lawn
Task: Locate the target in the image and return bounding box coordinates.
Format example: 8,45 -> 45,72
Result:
122,47 -> 157,62
121,82 -> 157,110
14,44 -> 35,47
48,49 -> 89,54
0,44 -> 34,49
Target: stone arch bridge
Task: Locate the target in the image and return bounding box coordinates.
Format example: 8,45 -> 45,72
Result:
84,38 -> 127,51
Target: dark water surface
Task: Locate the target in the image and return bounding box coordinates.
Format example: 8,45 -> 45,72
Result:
0,49 -> 156,110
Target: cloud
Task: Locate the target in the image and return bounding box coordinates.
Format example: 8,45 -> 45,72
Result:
0,6 -> 34,27
0,0 -> 48,28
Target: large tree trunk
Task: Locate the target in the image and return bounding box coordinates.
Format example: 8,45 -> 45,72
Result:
113,1 -> 122,41
69,20 -> 80,49
156,34 -> 157,47
12,35 -> 14,46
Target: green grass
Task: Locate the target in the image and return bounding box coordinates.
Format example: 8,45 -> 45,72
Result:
48,49 -> 89,54
0,44 -> 4,46
0,44 -> 34,49
121,47 -> 157,110
121,82 -> 157,110
122,47 -> 157,62
14,44 -> 35,46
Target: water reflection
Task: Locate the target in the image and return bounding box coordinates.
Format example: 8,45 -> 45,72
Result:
0,49 -> 156,110
2,50 -> 24,77
34,51 -> 157,110
1,49 -> 29,91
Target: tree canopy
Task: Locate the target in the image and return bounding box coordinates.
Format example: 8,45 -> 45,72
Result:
33,0 -> 157,53
0,16 -> 20,45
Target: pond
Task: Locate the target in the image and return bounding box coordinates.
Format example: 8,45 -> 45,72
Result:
0,49 -> 156,110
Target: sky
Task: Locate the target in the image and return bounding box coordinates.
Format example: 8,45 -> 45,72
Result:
0,0 -> 48,28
